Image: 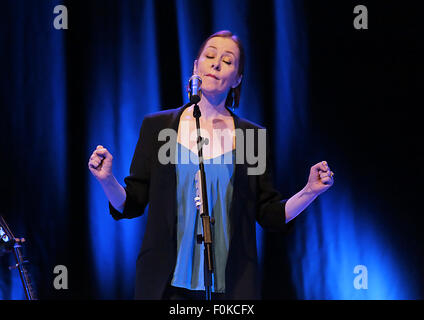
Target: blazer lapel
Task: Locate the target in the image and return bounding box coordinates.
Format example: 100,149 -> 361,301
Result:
165,104 -> 191,238
225,107 -> 247,244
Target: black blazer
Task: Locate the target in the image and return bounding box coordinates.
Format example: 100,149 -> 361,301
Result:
109,104 -> 291,299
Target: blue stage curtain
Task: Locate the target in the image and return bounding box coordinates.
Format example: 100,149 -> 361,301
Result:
0,0 -> 67,299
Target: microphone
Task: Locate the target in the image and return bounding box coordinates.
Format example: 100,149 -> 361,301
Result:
188,75 -> 202,104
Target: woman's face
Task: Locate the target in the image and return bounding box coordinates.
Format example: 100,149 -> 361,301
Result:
194,37 -> 242,98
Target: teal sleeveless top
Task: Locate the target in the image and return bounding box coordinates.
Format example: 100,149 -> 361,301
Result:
171,142 -> 235,293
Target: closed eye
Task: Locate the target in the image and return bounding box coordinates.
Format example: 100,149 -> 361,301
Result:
205,54 -> 232,65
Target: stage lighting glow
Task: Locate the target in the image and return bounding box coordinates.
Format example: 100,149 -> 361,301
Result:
287,189 -> 415,299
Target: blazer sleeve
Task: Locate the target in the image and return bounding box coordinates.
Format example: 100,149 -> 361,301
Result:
109,115 -> 153,220
255,133 -> 291,233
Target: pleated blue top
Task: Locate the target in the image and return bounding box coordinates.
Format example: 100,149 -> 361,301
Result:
171,142 -> 235,293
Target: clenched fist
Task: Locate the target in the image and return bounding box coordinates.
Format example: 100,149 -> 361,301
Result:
306,161 -> 334,196
88,145 -> 114,181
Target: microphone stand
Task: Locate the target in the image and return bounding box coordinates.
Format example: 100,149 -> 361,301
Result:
0,215 -> 36,300
192,103 -> 215,301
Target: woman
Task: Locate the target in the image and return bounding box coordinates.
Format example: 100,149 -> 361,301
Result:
88,30 -> 334,300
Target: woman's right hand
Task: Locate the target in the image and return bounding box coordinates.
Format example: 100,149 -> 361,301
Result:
88,145 -> 114,182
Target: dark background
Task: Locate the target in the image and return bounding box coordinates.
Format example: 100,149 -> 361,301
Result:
0,0 -> 422,300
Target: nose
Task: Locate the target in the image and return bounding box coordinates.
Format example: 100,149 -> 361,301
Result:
211,60 -> 221,71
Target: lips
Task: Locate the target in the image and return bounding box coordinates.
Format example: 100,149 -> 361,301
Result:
205,74 -> 219,80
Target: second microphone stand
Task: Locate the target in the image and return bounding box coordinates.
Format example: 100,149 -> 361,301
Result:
192,103 -> 215,301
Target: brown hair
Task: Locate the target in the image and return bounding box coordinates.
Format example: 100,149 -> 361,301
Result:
195,30 -> 245,109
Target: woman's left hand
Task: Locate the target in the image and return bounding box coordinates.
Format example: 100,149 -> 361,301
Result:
306,161 -> 334,196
